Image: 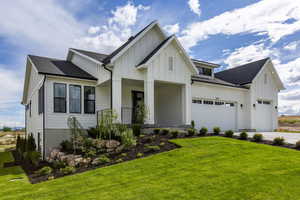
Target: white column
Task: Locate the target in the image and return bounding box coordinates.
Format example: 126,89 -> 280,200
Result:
144,79 -> 155,124
183,84 -> 191,125
112,78 -> 122,123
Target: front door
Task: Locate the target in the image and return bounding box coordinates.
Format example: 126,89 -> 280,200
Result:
132,91 -> 144,123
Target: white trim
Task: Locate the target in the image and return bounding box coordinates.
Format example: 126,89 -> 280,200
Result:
46,75 -> 97,83
193,80 -> 249,91
192,60 -> 220,68
68,49 -> 103,65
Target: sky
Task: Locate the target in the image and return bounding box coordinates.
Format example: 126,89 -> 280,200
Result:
0,0 -> 300,127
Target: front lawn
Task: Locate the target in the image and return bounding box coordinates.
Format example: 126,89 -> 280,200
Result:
1,137 -> 300,200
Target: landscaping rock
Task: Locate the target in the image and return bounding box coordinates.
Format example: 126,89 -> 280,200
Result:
105,140 -> 120,149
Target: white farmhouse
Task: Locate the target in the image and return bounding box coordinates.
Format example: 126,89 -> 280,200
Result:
21,21 -> 285,157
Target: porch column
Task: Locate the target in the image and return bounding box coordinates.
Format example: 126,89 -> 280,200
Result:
144,79 -> 155,124
112,78 -> 122,122
183,84 -> 191,125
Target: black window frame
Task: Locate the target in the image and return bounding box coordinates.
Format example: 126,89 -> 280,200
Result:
69,84 -> 82,114
53,83 -> 67,113
29,101 -> 32,117
203,100 -> 214,105
84,86 -> 95,114
38,85 -> 44,114
198,67 -> 212,76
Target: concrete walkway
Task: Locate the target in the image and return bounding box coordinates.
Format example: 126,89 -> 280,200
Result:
234,132 -> 300,144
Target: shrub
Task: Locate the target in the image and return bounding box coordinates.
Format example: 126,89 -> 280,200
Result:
161,128 -> 170,135
116,158 -> 123,163
213,127 -> 220,135
26,134 -> 36,151
170,130 -> 179,138
145,145 -> 160,152
186,128 -> 195,136
60,140 -> 73,152
296,140 -> 300,150
225,130 -> 234,138
137,152 -> 143,157
273,137 -> 285,146
153,128 -> 160,134
132,124 -> 142,137
121,153 -> 127,157
191,120 -> 195,129
253,133 -> 263,142
52,160 -> 66,169
87,127 -> 99,139
24,151 -> 41,166
84,149 -> 97,158
60,166 -> 76,175
98,155 -> 110,164
199,127 -> 208,136
239,132 -> 248,140
120,129 -> 136,148
160,142 -> 165,146
2,126 -> 12,132
36,166 -> 53,176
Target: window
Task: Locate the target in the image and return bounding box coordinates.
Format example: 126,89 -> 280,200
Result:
225,102 -> 234,107
263,100 -> 271,105
192,99 -> 202,104
69,85 -> 81,113
257,100 -> 262,104
264,73 -> 267,84
198,67 -> 212,76
203,100 -> 214,105
168,56 -> 174,71
29,101 -> 32,117
84,86 -> 95,114
215,101 -> 225,106
54,83 -> 66,113
38,85 -> 44,114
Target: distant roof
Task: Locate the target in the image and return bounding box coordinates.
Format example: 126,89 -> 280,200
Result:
103,20 -> 157,64
137,35 -> 173,66
215,58 -> 269,85
192,76 -> 248,89
70,48 -> 108,63
28,55 -> 97,80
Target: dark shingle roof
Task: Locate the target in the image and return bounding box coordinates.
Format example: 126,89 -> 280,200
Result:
103,20 -> 157,64
28,55 -> 97,80
215,58 -> 269,85
192,76 -> 248,89
70,48 -> 108,62
137,35 -> 173,66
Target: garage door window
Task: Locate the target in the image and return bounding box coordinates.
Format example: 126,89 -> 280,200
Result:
192,99 -> 202,104
257,100 -> 262,104
225,102 -> 234,107
215,101 -> 224,106
263,100 -> 271,105
203,100 -> 214,105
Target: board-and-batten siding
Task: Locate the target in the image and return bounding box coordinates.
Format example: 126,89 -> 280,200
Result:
44,76 -> 97,129
113,26 -> 165,80
25,63 -> 44,152
250,62 -> 278,130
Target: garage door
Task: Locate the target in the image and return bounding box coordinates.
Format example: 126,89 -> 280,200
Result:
192,99 -> 237,132
255,100 -> 272,131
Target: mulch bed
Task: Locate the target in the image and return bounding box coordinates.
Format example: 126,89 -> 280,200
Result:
7,133 -> 182,184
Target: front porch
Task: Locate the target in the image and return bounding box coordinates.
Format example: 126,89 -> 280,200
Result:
96,78 -> 191,126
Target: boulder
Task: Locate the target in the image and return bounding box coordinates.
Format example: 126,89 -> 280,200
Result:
105,140 -> 120,149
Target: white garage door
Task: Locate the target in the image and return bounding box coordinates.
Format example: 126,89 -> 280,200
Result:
256,100 -> 272,131
192,99 -> 237,132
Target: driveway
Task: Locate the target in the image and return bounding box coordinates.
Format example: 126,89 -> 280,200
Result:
234,132 -> 300,144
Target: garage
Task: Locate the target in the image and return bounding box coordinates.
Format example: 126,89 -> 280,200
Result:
191,99 -> 237,131
255,100 -> 273,131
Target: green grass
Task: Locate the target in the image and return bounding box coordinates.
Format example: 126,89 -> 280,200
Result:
1,137 -> 300,200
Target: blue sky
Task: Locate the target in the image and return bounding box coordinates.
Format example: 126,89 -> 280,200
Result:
0,0 -> 300,127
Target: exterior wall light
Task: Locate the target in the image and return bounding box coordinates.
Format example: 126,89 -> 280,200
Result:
275,106 -> 278,109
240,104 -> 243,108
253,104 -> 256,108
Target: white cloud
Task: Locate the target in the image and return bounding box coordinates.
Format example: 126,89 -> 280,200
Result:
279,89 -> 300,115
284,41 -> 299,51
188,0 -> 201,16
109,2 -> 150,27
76,2 -> 150,53
88,26 -> 101,34
224,43 -> 274,68
275,57 -> 300,87
164,24 -> 180,35
180,0 -> 300,50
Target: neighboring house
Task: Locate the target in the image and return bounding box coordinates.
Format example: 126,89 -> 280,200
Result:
21,21 -> 285,157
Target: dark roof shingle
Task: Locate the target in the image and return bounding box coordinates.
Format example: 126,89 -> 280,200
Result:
28,55 -> 97,80
70,48 -> 108,62
215,58 -> 269,85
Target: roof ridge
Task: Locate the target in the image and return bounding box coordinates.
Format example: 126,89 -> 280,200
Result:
70,48 -> 108,56
28,54 -> 61,61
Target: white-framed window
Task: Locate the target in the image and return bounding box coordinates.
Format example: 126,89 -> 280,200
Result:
264,73 -> 267,84
263,100 -> 271,105
168,56 -> 174,71
225,102 -> 234,107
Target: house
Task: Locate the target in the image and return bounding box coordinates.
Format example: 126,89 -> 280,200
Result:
21,21 -> 285,157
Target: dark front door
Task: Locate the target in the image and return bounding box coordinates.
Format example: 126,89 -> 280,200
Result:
132,91 -> 144,123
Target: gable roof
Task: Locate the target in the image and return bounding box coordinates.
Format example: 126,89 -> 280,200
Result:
215,58 -> 269,85
192,75 -> 248,89
192,59 -> 220,68
70,48 -> 108,63
137,35 -> 173,66
28,55 -> 97,80
102,20 -> 160,65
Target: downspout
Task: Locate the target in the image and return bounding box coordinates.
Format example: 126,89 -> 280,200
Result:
42,76 -> 46,159
103,64 -> 113,110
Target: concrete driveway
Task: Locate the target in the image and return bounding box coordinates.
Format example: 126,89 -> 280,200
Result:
234,132 -> 300,144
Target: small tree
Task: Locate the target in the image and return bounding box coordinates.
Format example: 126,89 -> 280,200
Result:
135,102 -> 148,124
2,126 -> 12,132
191,120 -> 195,129
26,134 -> 36,151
